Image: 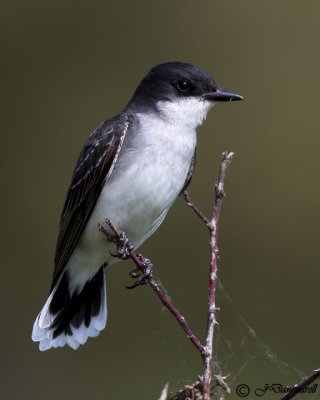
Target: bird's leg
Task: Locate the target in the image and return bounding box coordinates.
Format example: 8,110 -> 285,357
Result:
99,218 -> 153,288
110,230 -> 134,260
101,219 -> 134,260
126,255 -> 153,289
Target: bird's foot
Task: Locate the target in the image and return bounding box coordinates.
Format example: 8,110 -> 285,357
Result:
110,230 -> 134,260
99,218 -> 152,287
100,219 -> 134,260
126,256 -> 153,289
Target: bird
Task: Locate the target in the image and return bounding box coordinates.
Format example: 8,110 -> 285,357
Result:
32,61 -> 243,351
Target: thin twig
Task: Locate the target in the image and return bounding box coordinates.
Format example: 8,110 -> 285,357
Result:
129,251 -> 206,355
182,191 -> 211,228
184,152 -> 234,400
168,377 -> 204,400
99,151 -> 234,399
159,383 -> 169,400
98,222 -> 206,355
280,368 -> 320,400
202,151 -> 234,400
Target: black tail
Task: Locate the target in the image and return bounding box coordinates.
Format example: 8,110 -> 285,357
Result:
32,267 -> 107,351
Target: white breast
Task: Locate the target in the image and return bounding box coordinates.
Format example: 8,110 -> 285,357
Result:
67,98 -> 213,290
97,111 -> 197,241
89,97 -> 214,246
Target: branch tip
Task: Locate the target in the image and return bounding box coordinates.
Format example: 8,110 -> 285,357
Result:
280,368 -> 320,400
221,151 -> 234,164
99,150 -> 235,400
158,383 -> 169,400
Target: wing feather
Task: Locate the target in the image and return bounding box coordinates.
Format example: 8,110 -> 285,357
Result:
181,148 -> 196,193
51,114 -> 131,288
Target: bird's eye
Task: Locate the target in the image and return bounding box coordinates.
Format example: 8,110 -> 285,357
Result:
176,80 -> 192,93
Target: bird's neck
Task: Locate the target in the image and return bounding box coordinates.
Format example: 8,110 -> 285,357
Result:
155,98 -> 214,128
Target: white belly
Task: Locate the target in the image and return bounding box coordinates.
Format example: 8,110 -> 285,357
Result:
67,113 -> 197,291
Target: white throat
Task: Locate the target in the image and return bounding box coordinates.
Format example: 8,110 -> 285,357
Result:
156,97 -> 215,128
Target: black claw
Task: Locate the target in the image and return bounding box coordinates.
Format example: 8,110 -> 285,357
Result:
109,250 -> 116,257
109,248 -> 130,260
129,269 -> 141,278
107,228 -> 134,260
126,258 -> 153,289
100,219 -> 154,289
126,282 -> 140,290
109,250 -> 125,259
126,275 -> 150,289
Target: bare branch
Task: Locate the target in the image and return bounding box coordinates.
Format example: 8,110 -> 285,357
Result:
168,377 -> 203,400
159,383 -> 169,400
99,221 -> 206,355
280,368 -> 320,400
167,375 -> 230,400
131,251 -> 206,354
182,191 -> 211,228
100,151 -> 234,400
202,151 -> 234,400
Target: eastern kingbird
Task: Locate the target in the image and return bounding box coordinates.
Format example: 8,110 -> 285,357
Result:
32,61 -> 243,351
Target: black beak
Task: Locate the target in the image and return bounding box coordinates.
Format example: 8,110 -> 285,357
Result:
203,88 -> 244,102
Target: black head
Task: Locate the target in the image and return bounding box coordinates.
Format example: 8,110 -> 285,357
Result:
127,61 -> 243,111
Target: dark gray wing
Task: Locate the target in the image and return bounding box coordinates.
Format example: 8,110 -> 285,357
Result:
181,148 -> 196,193
51,114 -> 131,288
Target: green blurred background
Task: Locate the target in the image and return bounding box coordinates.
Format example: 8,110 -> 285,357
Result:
1,1 -> 320,399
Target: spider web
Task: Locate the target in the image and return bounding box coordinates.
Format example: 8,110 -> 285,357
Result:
210,281 -> 319,400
